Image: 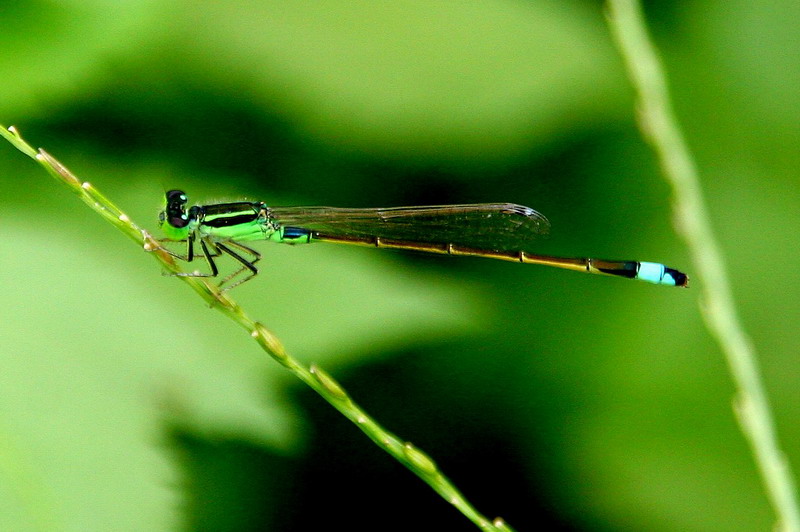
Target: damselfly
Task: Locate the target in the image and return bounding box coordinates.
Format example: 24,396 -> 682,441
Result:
156,190 -> 688,293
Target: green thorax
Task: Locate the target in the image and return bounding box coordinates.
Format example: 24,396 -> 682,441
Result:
195,201 -> 279,241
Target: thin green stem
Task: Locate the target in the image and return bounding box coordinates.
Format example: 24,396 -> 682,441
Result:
0,125 -> 513,531
605,2 -> 800,531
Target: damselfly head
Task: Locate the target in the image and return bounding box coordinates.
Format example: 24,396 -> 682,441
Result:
161,189 -> 191,228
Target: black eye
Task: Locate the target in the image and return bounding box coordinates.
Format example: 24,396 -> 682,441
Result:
169,214 -> 190,228
166,189 -> 187,205
163,190 -> 191,228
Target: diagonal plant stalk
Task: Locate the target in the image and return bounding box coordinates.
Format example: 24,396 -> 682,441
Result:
0,125 -> 514,532
605,2 -> 800,531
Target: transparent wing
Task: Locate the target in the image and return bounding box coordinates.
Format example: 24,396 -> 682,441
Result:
268,203 -> 550,252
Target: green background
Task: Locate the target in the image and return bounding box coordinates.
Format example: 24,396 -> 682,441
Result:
1,1 -> 798,530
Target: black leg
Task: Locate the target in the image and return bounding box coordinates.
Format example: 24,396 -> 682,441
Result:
155,235 -> 260,291
214,242 -> 260,292
187,233 -> 195,262
155,231 -> 224,261
224,241 -> 261,267
200,238 -> 220,277
172,237 -> 219,279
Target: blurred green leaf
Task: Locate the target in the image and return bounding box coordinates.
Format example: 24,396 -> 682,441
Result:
0,0 -> 167,119
167,0 -> 626,160
1,0 -> 799,530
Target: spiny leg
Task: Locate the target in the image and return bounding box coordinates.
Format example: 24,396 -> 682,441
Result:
171,237 -> 221,279
214,241 -> 261,292
223,241 -> 262,271
151,238 -> 193,261
154,232 -> 219,262
227,242 -> 262,288
151,232 -> 220,279
207,243 -> 253,289
153,234 -> 261,291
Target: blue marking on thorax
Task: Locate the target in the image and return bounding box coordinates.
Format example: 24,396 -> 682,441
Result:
282,226 -> 312,243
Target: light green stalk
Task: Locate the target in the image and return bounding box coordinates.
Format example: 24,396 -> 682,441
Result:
605,2 -> 800,530
0,125 -> 514,532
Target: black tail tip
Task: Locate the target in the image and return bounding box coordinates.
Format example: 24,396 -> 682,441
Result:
667,268 -> 689,288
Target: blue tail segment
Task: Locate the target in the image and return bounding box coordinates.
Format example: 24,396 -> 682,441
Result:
595,261 -> 689,287
637,261 -> 688,287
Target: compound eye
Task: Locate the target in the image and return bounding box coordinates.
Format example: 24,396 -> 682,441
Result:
164,190 -> 190,228
166,189 -> 188,205
169,213 -> 190,228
